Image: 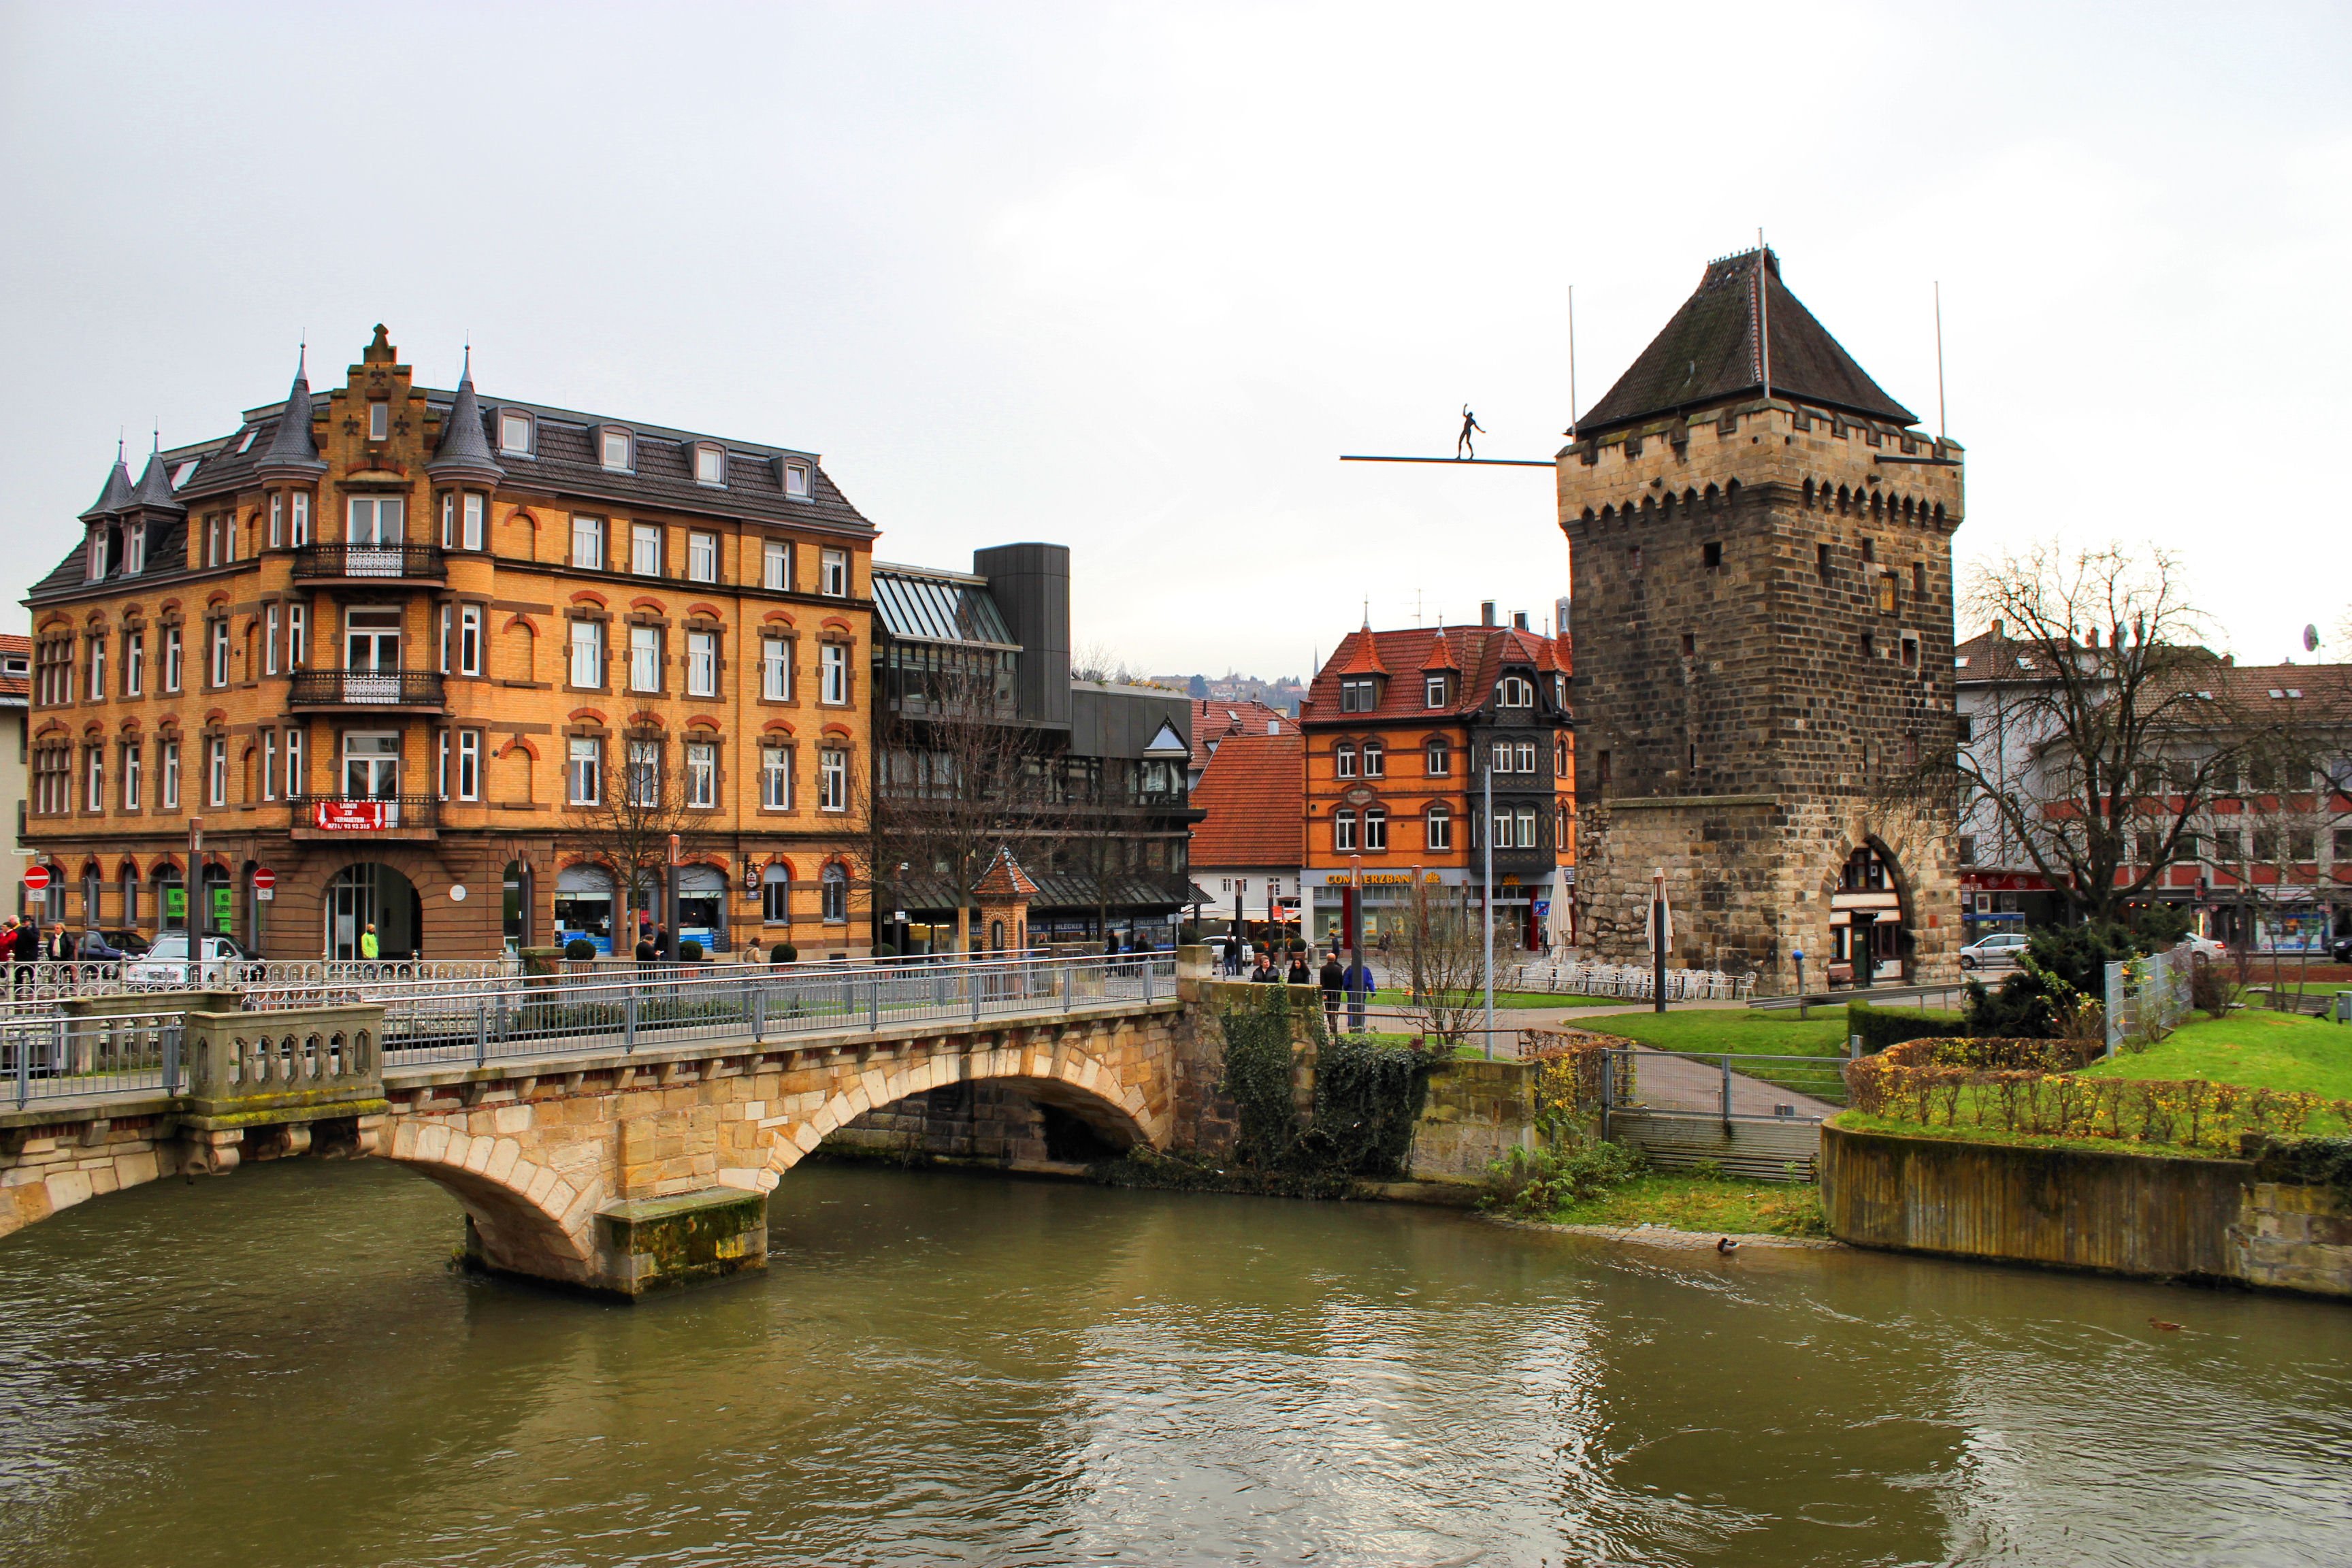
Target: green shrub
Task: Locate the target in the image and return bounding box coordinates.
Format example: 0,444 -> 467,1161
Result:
872,941 -> 897,958
1846,1000 -> 1955,1054
771,943 -> 798,964
1482,1141 -> 1645,1220
678,939 -> 704,960
564,937 -> 596,961
1298,1034 -> 1428,1178
1218,986 -> 1303,1166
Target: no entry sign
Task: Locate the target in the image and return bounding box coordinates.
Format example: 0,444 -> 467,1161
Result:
252,867 -> 277,892
22,866 -> 50,891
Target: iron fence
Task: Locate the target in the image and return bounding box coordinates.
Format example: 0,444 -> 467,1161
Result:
5,1013 -> 183,1109
366,953 -> 1178,1069
2105,949 -> 2191,1055
1503,960 -> 1754,1001
1601,1046 -> 1852,1121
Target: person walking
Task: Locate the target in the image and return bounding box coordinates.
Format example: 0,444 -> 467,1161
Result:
1319,950 -> 1343,1032
359,922 -> 380,960
1343,951 -> 1375,1035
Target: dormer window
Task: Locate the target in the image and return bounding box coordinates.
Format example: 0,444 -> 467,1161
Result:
172,459 -> 201,487
235,427 -> 258,455
694,444 -> 728,487
1424,674 -> 1448,708
498,410 -> 534,455
784,461 -> 811,499
1339,677 -> 1377,713
126,521 -> 146,574
1497,674 -> 1534,707
86,525 -> 108,583
600,428 -> 634,472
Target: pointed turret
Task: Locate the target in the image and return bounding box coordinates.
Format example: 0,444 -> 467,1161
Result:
80,445 -> 134,521
255,346 -> 327,479
428,346 -> 504,487
127,439 -> 185,517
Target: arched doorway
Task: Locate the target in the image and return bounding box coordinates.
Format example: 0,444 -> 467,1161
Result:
325,863 -> 422,959
1830,844 -> 1909,987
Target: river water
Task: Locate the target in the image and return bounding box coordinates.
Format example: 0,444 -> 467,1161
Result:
1,1160 -> 2347,1568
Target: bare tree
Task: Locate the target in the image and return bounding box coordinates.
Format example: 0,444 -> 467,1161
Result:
1392,877 -> 1486,1047
563,735 -> 700,953
1929,544 -> 2254,926
862,656 -> 1054,956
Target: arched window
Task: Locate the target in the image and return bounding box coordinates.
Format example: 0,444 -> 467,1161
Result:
1497,675 -> 1534,707
1333,809 -> 1356,852
1363,806 -> 1388,851
762,862 -> 794,924
118,862 -> 140,929
819,864 -> 847,924
1424,738 -> 1451,777
1335,742 -> 1357,779
1361,740 -> 1384,778
990,919 -> 1005,950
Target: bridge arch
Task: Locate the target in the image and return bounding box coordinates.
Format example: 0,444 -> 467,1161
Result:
384,1119 -> 600,1286
745,1033 -> 1158,1190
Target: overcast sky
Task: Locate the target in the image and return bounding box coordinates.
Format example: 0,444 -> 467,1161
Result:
3,1 -> 2346,679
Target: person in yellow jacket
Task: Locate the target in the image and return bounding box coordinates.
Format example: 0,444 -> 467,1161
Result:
359,923 -> 380,960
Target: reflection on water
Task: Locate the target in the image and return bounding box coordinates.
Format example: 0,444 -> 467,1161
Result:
1,1159 -> 2347,1567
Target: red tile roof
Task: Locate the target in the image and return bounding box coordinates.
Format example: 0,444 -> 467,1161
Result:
1188,698 -> 1298,768
1420,630 -> 1461,671
0,632 -> 27,702
1303,625 -> 1571,725
1189,730 -> 1305,868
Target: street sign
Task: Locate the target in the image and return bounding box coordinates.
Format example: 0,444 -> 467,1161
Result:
22,866 -> 49,891
251,867 -> 277,892
255,888 -> 275,902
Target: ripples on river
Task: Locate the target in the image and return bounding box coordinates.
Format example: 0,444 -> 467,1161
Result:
1,1159 -> 2347,1567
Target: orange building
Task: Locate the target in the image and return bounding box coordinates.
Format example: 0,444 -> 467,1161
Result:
23,327 -> 875,959
1299,613 -> 1573,954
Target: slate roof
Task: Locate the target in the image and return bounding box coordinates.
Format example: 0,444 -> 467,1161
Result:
1303,625 -> 1571,725
256,351 -> 325,476
427,351 -> 502,485
80,453 -> 133,521
1579,248 -> 1916,437
1188,699 -> 1298,768
127,446 -> 185,516
1188,729 -> 1305,869
30,359 -> 875,605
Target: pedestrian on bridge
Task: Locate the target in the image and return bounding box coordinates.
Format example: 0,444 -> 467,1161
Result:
359,923 -> 379,960
1343,953 -> 1375,1035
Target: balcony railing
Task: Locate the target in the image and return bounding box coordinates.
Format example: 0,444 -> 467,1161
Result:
289,794 -> 440,832
288,670 -> 446,708
292,542 -> 446,580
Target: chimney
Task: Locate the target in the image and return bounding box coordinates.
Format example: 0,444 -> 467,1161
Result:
2086,627 -> 2099,648
1989,619 -> 2004,641
1480,600 -> 1496,626
1512,610 -> 1529,632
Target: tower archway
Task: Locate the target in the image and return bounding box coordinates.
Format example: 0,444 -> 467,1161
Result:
324,862 -> 422,959
1830,842 -> 1912,986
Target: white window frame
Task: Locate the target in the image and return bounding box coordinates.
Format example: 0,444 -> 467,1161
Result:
630,625 -> 662,693
126,521 -> 144,574
785,462 -> 811,499
163,627 -> 182,692
568,738 -> 601,805
208,620 -> 230,688
498,410 -> 533,456
1364,806 -> 1388,851
819,642 -> 847,705
1362,740 -> 1384,778
626,740 -> 660,806
687,531 -> 718,583
124,744 -> 142,811
438,603 -> 452,674
287,605 -> 306,669
600,428 -> 633,472
819,864 -> 847,923
819,748 -> 847,812
1425,739 -> 1449,777
285,728 -> 302,797
463,493 -> 486,551
290,491 -> 310,546
1333,809 -> 1356,852
685,742 -> 716,808
368,401 -> 389,441
1425,804 -> 1451,851
125,630 -> 144,696
761,745 -> 792,809
265,606 -> 280,676
208,737 -> 227,807
571,514 -> 604,570
269,493 -> 283,549
1516,807 -> 1537,849
440,491 -> 457,549
1516,740 -> 1537,774
570,620 -> 605,688
457,730 -> 481,802
762,636 -> 791,700
694,444 -> 728,487
686,630 -> 717,697
1424,674 -> 1447,708
631,522 -> 662,576
763,538 -> 791,591
88,636 -> 104,700
86,747 -> 103,812
161,739 -> 180,809
261,731 -> 276,802
819,548 -> 848,598
1335,743 -> 1356,779
436,729 -> 450,800
459,604 -> 483,676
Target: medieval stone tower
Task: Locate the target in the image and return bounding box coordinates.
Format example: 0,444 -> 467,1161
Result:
1559,248 -> 1961,992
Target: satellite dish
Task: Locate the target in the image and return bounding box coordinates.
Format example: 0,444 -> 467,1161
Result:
2304,623 -> 2321,654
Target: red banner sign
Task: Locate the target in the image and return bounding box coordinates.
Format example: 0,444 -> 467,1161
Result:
313,800 -> 387,832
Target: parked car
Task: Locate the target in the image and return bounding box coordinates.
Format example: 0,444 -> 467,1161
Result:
1957,931 -> 2029,970
125,932 -> 263,988
101,928 -> 152,958
2330,935 -> 2352,966
73,930 -> 129,960
2175,934 -> 2229,962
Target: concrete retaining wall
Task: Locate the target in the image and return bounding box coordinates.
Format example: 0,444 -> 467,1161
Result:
1821,1122 -> 2352,1298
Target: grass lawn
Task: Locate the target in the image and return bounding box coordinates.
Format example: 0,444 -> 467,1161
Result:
1544,1171 -> 1828,1238
1582,1004 -> 1964,1060
2079,1010 -> 2352,1098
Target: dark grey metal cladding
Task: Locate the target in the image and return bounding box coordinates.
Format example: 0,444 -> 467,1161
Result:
973,542 -> 1070,727
1068,683 -> 1189,762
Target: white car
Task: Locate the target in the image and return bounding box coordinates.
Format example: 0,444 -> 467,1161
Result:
125,932 -> 263,989
2175,934 -> 2228,962
1958,931 -> 2029,970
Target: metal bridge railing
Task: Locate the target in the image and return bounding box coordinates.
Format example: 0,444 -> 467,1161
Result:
5,1013 -> 184,1109
363,953 -> 1178,1070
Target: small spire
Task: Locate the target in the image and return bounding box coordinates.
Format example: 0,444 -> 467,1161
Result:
429,342 -> 504,485
81,447 -> 135,521
127,441 -> 186,517
256,344 -> 327,476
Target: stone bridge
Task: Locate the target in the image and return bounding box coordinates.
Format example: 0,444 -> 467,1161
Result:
0,967 -> 1188,1295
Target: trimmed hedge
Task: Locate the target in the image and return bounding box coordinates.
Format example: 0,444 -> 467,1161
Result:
1846,1000 -> 1958,1056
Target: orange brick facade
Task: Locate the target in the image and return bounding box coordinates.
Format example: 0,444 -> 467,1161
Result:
24,328 -> 875,958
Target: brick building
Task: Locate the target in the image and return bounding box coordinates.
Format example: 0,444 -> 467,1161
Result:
1189,722 -> 1305,944
24,327 -> 875,958
1561,248 -> 1962,990
1300,610 -> 1574,956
